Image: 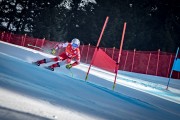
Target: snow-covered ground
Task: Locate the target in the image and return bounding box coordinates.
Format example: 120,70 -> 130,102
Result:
0,41 -> 180,120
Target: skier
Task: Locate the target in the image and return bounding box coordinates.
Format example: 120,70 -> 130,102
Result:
34,38 -> 81,71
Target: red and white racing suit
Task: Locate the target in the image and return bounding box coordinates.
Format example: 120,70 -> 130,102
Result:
52,42 -> 80,66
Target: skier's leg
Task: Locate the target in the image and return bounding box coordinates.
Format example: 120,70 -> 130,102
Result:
48,59 -> 70,71
57,53 -> 71,66
35,57 -> 59,66
44,57 -> 58,63
66,58 -> 72,64
34,59 -> 46,66
47,53 -> 68,71
48,62 -> 61,71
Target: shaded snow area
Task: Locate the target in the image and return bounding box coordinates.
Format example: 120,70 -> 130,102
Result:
0,41 -> 180,120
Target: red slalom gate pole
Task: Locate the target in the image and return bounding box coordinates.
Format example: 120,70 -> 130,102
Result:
113,22 -> 127,90
85,16 -> 109,81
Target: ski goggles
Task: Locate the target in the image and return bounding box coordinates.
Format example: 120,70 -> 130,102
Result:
72,43 -> 78,48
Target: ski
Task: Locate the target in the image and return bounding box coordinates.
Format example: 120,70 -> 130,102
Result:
44,66 -> 54,71
32,61 -> 73,77
32,61 -> 40,66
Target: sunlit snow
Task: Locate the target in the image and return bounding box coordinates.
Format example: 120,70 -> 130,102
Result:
0,41 -> 180,120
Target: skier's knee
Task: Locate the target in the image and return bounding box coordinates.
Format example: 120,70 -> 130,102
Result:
52,57 -> 59,61
45,58 -> 53,63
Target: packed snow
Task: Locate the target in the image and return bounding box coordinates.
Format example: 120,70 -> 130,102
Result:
0,41 -> 180,120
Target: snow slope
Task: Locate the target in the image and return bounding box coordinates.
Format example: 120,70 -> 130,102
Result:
0,41 -> 180,120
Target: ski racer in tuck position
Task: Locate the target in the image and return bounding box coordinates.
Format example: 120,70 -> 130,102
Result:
34,38 -> 81,71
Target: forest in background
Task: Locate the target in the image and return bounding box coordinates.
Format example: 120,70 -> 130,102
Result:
0,0 -> 179,52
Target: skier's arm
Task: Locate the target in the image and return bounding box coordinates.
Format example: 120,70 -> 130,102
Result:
66,49 -> 80,69
66,58 -> 80,69
54,42 -> 68,50
51,42 -> 68,54
71,51 -> 80,66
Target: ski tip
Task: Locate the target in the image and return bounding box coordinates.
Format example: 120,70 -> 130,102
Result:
32,62 -> 40,66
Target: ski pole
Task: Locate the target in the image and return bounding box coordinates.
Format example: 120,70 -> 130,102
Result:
27,44 -> 51,53
27,44 -> 44,50
69,69 -> 73,77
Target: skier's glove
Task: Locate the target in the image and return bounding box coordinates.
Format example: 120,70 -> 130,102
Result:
51,48 -> 56,55
66,64 -> 72,69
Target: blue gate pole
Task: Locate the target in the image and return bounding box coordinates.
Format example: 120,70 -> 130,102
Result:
166,47 -> 179,90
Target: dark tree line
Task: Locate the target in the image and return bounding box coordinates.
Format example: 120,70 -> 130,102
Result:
0,0 -> 179,52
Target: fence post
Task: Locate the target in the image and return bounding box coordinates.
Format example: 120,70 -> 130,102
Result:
41,38 -> 45,48
131,49 -> 136,72
8,32 -> 12,43
85,44 -> 90,63
81,44 -> 84,56
167,54 -> 172,77
104,48 -> 107,53
112,47 -> 115,59
1,31 -> 5,41
34,38 -> 38,49
123,51 -> 129,70
21,36 -> 24,46
156,49 -> 160,76
146,53 -> 151,74
21,34 -> 26,46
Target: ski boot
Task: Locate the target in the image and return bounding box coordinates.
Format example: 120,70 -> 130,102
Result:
34,59 -> 46,66
47,63 -> 60,71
